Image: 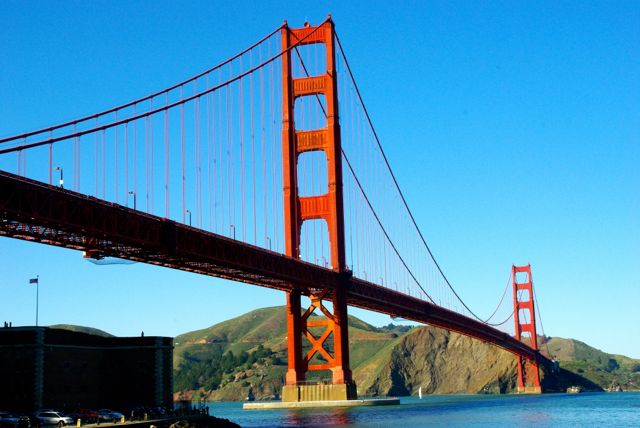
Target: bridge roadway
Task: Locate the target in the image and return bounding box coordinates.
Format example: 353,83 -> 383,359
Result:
0,171 -> 549,366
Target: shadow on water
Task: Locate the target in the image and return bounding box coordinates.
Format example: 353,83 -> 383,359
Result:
283,409 -> 354,427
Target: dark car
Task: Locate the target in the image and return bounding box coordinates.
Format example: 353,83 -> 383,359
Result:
67,409 -> 98,424
0,412 -> 31,428
96,410 -> 123,423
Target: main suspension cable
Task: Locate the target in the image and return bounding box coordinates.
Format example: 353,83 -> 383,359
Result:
532,283 -> 552,358
334,31 -> 505,325
0,24 -> 285,144
482,269 -> 513,323
0,19 -> 331,156
293,40 -> 435,303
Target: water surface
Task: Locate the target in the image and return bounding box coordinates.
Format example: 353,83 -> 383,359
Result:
207,392 -> 640,427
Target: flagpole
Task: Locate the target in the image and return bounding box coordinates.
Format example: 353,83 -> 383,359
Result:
35,275 -> 39,327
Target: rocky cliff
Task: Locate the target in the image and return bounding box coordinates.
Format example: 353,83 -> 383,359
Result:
355,326 -> 519,396
171,306 -> 633,401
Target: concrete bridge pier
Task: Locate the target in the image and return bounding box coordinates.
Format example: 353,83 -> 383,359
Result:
282,382 -> 357,402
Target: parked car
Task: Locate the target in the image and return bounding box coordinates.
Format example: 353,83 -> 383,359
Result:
33,412 -> 73,428
0,412 -> 31,428
67,409 -> 98,424
97,410 -> 123,423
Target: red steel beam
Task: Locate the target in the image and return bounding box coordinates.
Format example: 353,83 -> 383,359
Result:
0,171 -> 550,367
0,171 -> 339,293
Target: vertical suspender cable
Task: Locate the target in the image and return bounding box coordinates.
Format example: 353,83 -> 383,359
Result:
250,49 -> 257,245
207,75 -> 212,230
72,124 -> 77,190
48,131 -> 53,185
74,124 -> 80,192
125,122 -> 129,206
102,128 -> 106,199
150,99 -> 155,213
133,106 -> 137,206
211,74 -> 217,232
221,74 -> 228,233
239,57 -> 246,241
227,68 -> 233,236
145,107 -> 149,211
160,93 -> 167,217
195,83 -> 201,226
217,70 -> 223,232
95,118 -> 99,196
114,112 -> 118,202
181,86 -> 186,223
270,45 -> 277,251
260,48 -> 267,248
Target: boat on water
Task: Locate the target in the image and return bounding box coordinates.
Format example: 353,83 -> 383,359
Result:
566,385 -> 583,394
418,386 -> 423,399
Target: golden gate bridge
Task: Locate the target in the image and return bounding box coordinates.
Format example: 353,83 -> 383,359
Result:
0,17 -> 550,400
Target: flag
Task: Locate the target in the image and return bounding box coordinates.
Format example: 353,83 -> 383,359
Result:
29,277 -> 38,285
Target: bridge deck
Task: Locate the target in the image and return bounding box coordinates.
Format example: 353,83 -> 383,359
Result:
0,171 -> 549,366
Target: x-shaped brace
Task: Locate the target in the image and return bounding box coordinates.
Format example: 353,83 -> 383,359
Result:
302,290 -> 337,369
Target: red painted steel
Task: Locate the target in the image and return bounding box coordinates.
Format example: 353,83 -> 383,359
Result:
281,19 -> 352,387
0,19 -> 552,394
0,171 -> 550,369
512,264 -> 541,392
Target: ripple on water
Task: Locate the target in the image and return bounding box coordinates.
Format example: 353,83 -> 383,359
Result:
206,392 -> 640,427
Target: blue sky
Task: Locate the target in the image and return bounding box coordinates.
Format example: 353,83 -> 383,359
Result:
1,1 -> 638,358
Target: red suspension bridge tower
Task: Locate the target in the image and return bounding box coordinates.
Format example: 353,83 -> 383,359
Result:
281,18 -> 357,401
0,15 -> 552,404
512,264 -> 542,393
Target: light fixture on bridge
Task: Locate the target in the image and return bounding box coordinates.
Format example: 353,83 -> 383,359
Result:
53,166 -> 63,188
128,191 -> 137,210
185,209 -> 192,226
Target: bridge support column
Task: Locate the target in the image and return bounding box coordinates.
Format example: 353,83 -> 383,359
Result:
280,18 -> 357,402
285,289 -> 303,385
330,286 -> 352,385
512,264 -> 542,393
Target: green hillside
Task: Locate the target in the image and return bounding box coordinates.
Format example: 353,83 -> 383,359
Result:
173,306 -> 288,370
45,309 -> 640,400
173,306 -> 404,400
173,307 -> 640,401
541,336 -> 640,391
49,324 -> 114,337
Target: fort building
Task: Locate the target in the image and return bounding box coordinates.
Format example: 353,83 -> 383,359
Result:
0,326 -> 173,411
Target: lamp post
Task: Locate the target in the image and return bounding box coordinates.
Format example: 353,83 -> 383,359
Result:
186,209 -> 192,226
53,167 -> 63,188
128,191 -> 137,210
230,224 -> 235,239
266,236 -> 271,250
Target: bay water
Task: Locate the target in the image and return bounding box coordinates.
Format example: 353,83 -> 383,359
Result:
207,392 -> 640,427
